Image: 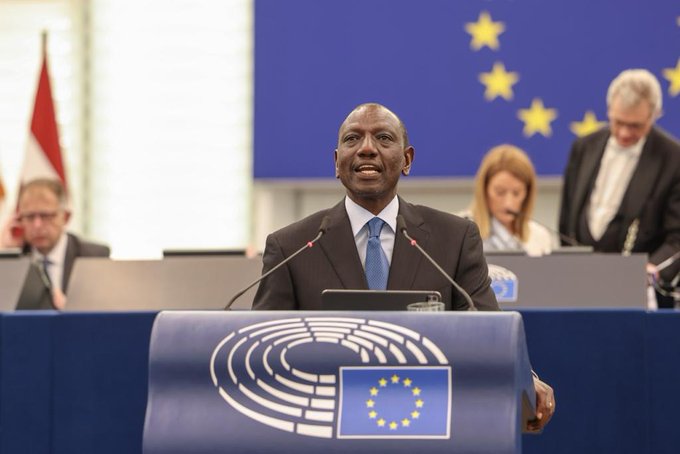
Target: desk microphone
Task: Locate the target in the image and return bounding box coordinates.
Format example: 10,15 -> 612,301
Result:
505,209 -> 586,248
654,250 -> 680,273
223,216 -> 331,310
396,215 -> 477,311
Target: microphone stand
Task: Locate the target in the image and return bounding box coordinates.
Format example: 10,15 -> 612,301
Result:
223,217 -> 329,310
397,215 -> 477,311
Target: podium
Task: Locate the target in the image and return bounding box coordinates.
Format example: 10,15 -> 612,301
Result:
143,311 -> 536,454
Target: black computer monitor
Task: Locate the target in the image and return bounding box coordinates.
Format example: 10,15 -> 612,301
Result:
320,289 -> 443,311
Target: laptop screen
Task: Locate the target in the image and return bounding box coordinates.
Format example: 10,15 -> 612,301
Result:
320,289 -> 443,311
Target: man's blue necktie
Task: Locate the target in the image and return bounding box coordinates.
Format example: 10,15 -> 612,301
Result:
41,257 -> 53,289
365,217 -> 389,290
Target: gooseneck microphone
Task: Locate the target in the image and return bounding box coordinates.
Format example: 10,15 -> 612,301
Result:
505,209 -> 586,248
396,215 -> 477,311
223,216 -> 331,310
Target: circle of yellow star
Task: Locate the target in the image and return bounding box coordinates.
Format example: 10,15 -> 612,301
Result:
366,399 -> 375,408
378,378 -> 387,387
389,421 -> 398,430
570,111 -> 606,137
402,378 -> 412,387
391,374 -> 400,384
415,399 -> 424,408
663,58 -> 680,97
412,387 -> 421,396
369,387 -> 378,396
517,98 -> 558,137
377,418 -> 386,427
401,418 -> 411,427
465,11 -> 505,51
411,410 -> 420,419
479,62 -> 519,101
369,410 -> 377,419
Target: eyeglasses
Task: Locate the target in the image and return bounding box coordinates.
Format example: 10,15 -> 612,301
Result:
609,117 -> 650,133
17,211 -> 61,223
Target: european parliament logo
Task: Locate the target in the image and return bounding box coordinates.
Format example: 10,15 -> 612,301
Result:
209,317 -> 452,440
488,264 -> 518,303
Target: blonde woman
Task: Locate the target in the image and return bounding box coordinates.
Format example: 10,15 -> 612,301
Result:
468,144 -> 554,256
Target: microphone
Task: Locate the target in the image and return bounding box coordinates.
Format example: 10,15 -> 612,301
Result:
396,215 -> 477,311
656,249 -> 680,273
223,216 -> 331,310
505,209 -> 587,248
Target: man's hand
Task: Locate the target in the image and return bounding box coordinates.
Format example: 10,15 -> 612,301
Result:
51,287 -> 67,311
527,376 -> 555,432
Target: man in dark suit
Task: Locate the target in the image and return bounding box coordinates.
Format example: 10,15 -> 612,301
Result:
253,102 -> 554,430
15,178 -> 109,309
559,69 -> 680,307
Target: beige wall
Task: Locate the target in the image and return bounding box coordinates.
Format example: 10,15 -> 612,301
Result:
253,177 -> 563,250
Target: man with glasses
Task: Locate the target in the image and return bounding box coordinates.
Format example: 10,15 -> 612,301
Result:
14,178 -> 109,309
559,69 -> 680,307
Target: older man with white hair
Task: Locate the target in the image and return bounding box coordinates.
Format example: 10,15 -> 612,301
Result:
559,69 -> 680,307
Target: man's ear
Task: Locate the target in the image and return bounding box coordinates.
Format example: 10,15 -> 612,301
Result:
63,210 -> 72,224
402,146 -> 414,176
334,149 -> 340,178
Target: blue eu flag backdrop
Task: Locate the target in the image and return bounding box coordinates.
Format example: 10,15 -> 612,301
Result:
338,366 -> 451,438
255,0 -> 680,179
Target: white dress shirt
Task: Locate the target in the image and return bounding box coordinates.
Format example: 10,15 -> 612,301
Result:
587,136 -> 645,240
345,195 -> 399,269
484,216 -> 555,257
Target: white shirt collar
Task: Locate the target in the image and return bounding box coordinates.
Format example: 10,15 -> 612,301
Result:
345,195 -> 399,235
607,135 -> 646,158
33,232 -> 68,266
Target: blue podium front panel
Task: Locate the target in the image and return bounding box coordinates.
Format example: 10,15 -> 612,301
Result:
144,311 -> 535,454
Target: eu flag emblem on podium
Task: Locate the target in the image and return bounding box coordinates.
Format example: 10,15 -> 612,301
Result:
337,366 -> 451,439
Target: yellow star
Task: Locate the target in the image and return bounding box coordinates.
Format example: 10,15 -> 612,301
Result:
412,387 -> 421,396
415,399 -> 424,408
570,111 -> 606,137
403,378 -> 412,387
369,410 -> 377,419
663,58 -> 680,97
464,11 -> 505,51
479,62 -> 519,101
389,421 -> 398,430
377,418 -> 386,427
369,387 -> 378,396
391,374 -> 400,384
401,418 -> 411,427
378,378 -> 387,387
517,98 -> 558,137
411,410 -> 420,419
366,399 -> 375,408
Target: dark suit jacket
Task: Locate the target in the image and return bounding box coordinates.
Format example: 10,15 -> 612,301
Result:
559,126 -> 680,281
252,197 -> 499,311
61,233 -> 110,292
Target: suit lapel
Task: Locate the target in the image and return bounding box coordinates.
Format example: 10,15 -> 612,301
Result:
618,129 -> 663,227
62,234 -> 78,291
318,201 -> 368,289
571,131 -> 609,229
387,198 -> 428,289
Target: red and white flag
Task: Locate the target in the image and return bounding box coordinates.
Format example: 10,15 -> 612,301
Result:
19,35 -> 67,189
0,168 -> 5,204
